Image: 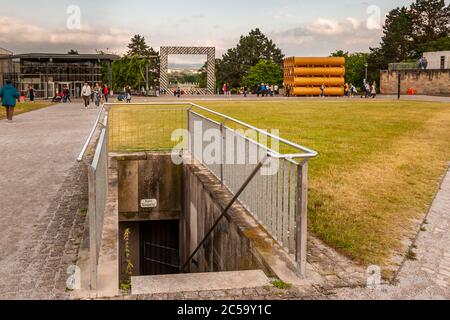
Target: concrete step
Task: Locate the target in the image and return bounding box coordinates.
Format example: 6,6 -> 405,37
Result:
131,270 -> 270,295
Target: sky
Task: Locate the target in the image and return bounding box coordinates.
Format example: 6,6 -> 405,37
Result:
0,0 -> 439,65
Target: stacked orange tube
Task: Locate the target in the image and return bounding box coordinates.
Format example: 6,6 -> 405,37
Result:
284,57 -> 346,96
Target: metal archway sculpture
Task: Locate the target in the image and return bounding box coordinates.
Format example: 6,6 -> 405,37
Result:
160,46 -> 215,95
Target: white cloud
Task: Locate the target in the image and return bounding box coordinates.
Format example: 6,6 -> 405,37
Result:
304,17 -> 362,36
271,16 -> 383,55
0,16 -> 131,53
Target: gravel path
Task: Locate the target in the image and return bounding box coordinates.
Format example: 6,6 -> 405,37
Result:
0,103 -> 98,299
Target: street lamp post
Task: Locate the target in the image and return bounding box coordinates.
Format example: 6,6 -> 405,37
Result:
365,63 -> 368,81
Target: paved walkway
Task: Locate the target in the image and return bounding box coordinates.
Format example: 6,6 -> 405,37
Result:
111,94 -> 450,103
0,103 -> 98,299
328,167 -> 450,300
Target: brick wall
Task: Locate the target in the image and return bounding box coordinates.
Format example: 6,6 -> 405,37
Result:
380,70 -> 450,95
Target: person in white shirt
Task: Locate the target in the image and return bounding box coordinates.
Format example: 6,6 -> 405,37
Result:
81,83 -> 92,109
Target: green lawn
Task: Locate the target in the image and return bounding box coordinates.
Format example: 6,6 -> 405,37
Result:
109,100 -> 450,269
0,102 -> 54,120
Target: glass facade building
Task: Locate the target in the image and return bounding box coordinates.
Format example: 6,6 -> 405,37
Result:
0,53 -> 119,99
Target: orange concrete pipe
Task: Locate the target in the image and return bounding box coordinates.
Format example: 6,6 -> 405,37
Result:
294,67 -> 345,77
291,87 -> 344,96
293,57 -> 345,66
294,77 -> 345,86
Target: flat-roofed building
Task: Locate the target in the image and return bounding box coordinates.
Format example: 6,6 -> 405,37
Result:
423,51 -> 450,70
0,51 -> 119,99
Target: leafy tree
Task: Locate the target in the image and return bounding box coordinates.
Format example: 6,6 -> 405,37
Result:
107,35 -> 160,91
368,0 -> 450,74
418,36 -> 450,54
242,60 -> 283,89
410,0 -> 450,47
217,28 -> 284,87
197,63 -> 207,88
376,7 -> 414,67
331,50 -> 369,88
111,55 -> 151,91
127,35 -> 153,56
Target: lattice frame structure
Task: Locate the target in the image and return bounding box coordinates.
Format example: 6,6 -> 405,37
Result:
160,46 -> 216,95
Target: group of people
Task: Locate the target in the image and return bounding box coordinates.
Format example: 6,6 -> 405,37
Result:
360,80 -> 377,99
81,82 -> 110,109
256,83 -> 279,97
319,80 -> 376,98
51,85 -> 73,103
221,83 -> 280,97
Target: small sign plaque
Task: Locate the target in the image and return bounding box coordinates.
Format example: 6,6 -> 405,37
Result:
141,199 -> 158,208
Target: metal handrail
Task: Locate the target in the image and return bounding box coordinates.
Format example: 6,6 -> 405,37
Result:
180,154 -> 270,272
77,105 -> 106,163
104,102 -> 318,160
189,102 -> 318,158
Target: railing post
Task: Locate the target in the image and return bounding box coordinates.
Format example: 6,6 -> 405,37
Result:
296,159 -> 308,278
187,109 -> 194,163
220,122 -> 224,184
88,165 -> 97,291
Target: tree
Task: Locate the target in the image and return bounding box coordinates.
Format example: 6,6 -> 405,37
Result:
410,0 -> 450,47
68,49 -> 79,54
242,60 -> 283,89
111,56 -> 150,91
331,51 -> 369,87
418,36 -> 450,54
109,35 -> 160,91
368,0 -> 450,74
127,35 -> 152,56
217,28 -> 284,87
197,63 -> 207,88
377,7 -> 414,66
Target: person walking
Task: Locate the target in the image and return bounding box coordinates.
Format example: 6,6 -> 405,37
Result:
0,80 -> 20,122
371,82 -> 377,99
365,82 -> 371,98
27,85 -> 35,102
103,84 -> 109,103
63,85 -> 71,103
125,86 -> 132,103
90,83 -> 95,103
93,83 -> 101,107
320,83 -> 325,97
261,83 -> 266,97
349,83 -> 356,97
81,82 -> 92,109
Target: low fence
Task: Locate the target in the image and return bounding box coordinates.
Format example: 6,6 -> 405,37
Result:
187,105 -> 315,274
77,106 -> 109,290
388,62 -> 420,71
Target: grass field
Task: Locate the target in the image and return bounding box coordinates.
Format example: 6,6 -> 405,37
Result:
109,99 -> 450,268
0,102 -> 54,120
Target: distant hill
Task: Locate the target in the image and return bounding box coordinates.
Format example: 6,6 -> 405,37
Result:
168,63 -> 203,71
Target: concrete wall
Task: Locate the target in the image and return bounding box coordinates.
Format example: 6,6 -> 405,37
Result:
380,69 -> 450,95
117,153 -> 183,222
181,163 -> 266,274
112,152 -> 302,289
423,51 -> 450,70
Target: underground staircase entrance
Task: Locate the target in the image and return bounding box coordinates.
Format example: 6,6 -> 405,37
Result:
80,102 -> 317,296
141,220 -> 180,276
